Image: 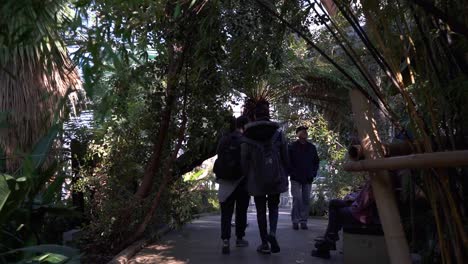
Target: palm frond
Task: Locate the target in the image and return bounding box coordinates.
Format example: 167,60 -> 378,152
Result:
0,0 -> 82,172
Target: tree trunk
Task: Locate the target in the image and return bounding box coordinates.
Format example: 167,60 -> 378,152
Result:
126,92 -> 188,245
134,41 -> 187,199
70,138 -> 85,214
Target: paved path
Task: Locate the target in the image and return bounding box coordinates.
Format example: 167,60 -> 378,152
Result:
130,209 -> 343,264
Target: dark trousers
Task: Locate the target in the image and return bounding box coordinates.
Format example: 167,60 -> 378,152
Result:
220,185 -> 250,240
325,199 -> 359,239
254,194 -> 280,243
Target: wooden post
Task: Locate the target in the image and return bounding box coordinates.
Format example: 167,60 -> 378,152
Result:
349,89 -> 411,264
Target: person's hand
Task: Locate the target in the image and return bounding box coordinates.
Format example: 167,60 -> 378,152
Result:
344,192 -> 357,203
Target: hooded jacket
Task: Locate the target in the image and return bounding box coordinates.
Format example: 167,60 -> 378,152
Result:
240,120 -> 289,196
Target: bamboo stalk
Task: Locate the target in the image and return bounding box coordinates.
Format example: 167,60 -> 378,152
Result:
344,150 -> 468,171
349,89 -> 411,264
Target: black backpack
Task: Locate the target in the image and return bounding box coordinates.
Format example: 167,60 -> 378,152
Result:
242,129 -> 285,190
213,133 -> 242,181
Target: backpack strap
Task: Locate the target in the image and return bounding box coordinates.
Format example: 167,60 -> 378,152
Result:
271,129 -> 282,144
241,137 -> 263,149
241,129 -> 282,147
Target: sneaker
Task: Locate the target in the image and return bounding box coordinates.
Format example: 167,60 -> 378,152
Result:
256,243 -> 271,254
267,235 -> 280,253
222,239 -> 230,255
315,233 -> 339,240
311,249 -> 331,259
315,238 -> 336,251
314,236 -> 325,242
300,223 -> 308,230
236,238 -> 249,247
292,223 -> 299,230
327,232 -> 339,241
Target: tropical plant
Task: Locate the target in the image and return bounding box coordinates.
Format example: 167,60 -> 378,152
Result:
0,0 -> 81,172
3,0 -> 460,263
0,125 -> 81,263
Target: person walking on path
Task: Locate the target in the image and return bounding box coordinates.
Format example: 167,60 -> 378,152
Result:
240,99 -> 289,254
215,116 -> 250,255
288,126 -> 320,230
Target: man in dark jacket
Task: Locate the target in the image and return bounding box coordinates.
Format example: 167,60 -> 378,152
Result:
288,126 -> 320,230
241,99 -> 289,254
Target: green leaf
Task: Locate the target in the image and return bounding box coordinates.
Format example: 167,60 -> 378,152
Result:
34,252 -> 67,263
16,251 -> 81,263
15,177 -> 27,182
0,174 -> 12,212
42,175 -> 66,204
2,244 -> 79,258
189,0 -> 197,8
28,124 -> 60,171
174,3 -> 181,19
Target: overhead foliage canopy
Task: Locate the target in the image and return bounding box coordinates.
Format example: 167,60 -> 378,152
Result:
1,0 -> 467,262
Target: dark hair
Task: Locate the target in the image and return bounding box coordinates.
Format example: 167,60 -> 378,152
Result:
243,98 -> 270,121
236,116 -> 249,130
228,116 -> 237,132
296,126 -> 308,134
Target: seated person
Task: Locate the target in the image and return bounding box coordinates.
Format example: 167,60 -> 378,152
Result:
312,180 -> 377,259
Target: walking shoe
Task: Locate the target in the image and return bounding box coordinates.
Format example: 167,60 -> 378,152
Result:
256,243 -> 271,254
222,239 -> 230,255
267,234 -> 280,253
311,249 -> 331,259
326,233 -> 339,241
292,223 -> 299,230
300,223 -> 308,230
236,238 -> 249,247
314,235 -> 325,242
314,238 -> 336,251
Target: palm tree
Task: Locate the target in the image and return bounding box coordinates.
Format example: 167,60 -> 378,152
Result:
0,0 -> 81,172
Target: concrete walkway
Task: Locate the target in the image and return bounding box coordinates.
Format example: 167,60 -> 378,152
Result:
130,209 -> 343,264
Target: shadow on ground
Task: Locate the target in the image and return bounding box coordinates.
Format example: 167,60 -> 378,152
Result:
130,209 -> 343,264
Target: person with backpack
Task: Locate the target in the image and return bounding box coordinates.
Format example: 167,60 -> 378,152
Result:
288,126 -> 320,230
240,99 -> 289,254
214,116 -> 250,255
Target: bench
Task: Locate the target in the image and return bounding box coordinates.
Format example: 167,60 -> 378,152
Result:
343,225 -> 390,264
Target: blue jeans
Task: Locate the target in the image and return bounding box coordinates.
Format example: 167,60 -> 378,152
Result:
291,180 -> 311,224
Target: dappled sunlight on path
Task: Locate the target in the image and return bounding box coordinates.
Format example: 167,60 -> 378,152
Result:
129,209 -> 343,264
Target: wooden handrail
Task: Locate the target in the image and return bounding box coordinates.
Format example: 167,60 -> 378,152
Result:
348,141 -> 425,161
348,137 -> 468,160
344,150 -> 468,171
